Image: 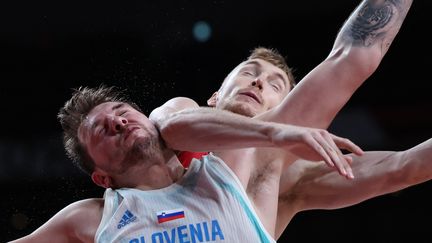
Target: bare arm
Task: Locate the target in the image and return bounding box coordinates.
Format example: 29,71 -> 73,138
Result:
275,137 -> 432,238
150,97 -> 363,177
258,0 -> 413,128
150,97 -> 284,152
281,138 -> 432,211
8,199 -> 103,243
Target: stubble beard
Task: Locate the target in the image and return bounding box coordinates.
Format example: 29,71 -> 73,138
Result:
119,130 -> 164,173
220,99 -> 256,118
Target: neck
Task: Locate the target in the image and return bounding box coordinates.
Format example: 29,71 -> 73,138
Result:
133,149 -> 185,190
164,148 -> 185,180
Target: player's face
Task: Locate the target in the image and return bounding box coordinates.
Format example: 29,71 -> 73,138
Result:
210,59 -> 291,117
78,102 -> 161,174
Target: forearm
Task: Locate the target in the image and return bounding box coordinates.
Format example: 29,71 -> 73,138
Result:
340,138 -> 432,204
156,107 -> 280,151
399,138 -> 432,186
286,138 -> 432,210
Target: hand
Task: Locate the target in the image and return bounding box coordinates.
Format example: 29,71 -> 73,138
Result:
273,124 -> 364,179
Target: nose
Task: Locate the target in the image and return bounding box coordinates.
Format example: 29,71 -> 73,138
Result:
109,115 -> 128,133
251,76 -> 264,90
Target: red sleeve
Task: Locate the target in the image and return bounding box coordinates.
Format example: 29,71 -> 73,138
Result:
177,151 -> 209,168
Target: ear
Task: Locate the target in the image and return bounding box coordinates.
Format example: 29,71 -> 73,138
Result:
207,91 -> 219,107
91,170 -> 112,188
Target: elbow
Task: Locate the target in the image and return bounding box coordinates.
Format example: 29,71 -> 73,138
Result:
157,114 -> 175,137
156,113 -> 185,150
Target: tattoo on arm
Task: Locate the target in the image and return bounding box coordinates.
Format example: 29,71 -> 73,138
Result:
342,0 -> 410,48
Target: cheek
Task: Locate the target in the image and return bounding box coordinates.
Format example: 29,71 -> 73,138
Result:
93,139 -> 122,164
266,92 -> 285,109
222,77 -> 249,92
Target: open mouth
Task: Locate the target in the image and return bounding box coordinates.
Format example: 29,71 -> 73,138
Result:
239,91 -> 261,104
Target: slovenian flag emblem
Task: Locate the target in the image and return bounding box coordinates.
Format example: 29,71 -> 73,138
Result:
157,208 -> 185,223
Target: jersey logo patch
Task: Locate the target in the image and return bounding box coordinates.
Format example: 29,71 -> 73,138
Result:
117,209 -> 137,229
157,208 -> 185,223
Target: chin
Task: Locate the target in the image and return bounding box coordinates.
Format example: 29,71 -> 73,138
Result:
127,135 -> 161,161
225,103 -> 257,117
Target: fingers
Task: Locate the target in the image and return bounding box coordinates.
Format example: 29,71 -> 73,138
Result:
313,132 -> 354,179
304,135 -> 335,169
344,154 -> 354,164
330,134 -> 364,156
289,126 -> 361,180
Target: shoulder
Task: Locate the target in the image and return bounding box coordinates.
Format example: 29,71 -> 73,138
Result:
64,198 -> 104,220
63,198 -> 104,241
52,198 -> 104,235
149,97 -> 200,121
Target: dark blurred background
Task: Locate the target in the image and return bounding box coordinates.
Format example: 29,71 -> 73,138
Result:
1,1 -> 431,242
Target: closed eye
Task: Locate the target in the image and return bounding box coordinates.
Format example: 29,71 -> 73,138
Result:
271,84 -> 280,91
269,81 -> 283,92
242,71 -> 255,76
239,65 -> 257,77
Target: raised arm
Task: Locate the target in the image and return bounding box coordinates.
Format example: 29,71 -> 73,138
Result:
258,0 -> 413,128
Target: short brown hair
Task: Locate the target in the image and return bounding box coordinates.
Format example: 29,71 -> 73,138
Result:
248,47 -> 296,90
58,85 -> 141,175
